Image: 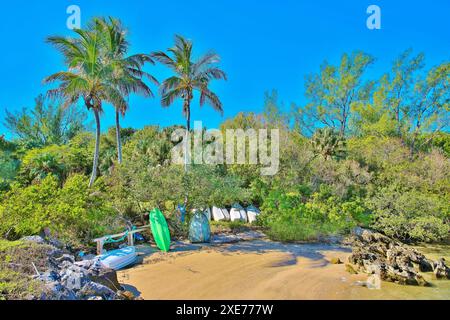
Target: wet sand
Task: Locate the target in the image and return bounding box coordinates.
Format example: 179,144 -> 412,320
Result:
118,240 -> 450,300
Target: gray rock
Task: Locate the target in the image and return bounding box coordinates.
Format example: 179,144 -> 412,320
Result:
21,236 -> 46,244
433,258 -> 450,279
60,268 -> 90,291
346,228 -> 431,286
86,263 -> 122,292
44,281 -> 77,300
77,282 -> 117,300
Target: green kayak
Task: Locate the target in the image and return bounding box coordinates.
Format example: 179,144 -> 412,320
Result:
149,208 -> 171,252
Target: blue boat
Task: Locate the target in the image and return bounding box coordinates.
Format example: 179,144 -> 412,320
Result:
98,246 -> 137,270
189,211 -> 211,243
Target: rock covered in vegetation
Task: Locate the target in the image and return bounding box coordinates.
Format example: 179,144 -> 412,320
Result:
345,228 -> 447,286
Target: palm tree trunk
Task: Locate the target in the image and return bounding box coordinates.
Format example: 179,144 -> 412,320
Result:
184,104 -> 191,173
89,108 -> 101,188
115,109 -> 123,164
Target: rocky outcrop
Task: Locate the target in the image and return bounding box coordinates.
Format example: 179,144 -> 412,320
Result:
433,258 -> 450,280
21,236 -> 129,300
345,228 -> 448,287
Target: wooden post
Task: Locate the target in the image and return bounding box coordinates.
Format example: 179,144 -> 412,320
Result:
127,232 -> 134,247
97,239 -> 104,255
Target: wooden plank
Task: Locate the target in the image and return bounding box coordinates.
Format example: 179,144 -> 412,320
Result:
93,225 -> 150,243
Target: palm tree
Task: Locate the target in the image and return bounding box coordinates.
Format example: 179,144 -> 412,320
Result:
94,17 -> 158,164
44,20 -> 129,187
311,128 -> 346,160
151,35 -> 227,171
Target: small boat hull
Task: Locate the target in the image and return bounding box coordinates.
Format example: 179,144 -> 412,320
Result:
98,246 -> 137,270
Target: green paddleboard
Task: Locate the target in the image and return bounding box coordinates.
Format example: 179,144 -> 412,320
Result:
149,208 -> 171,252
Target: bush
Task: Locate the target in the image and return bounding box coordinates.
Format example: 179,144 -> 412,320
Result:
18,144 -> 91,185
369,186 -> 449,242
258,185 -> 371,242
0,175 -> 117,245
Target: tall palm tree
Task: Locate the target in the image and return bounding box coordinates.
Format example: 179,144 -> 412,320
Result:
151,35 -> 227,171
44,20 -> 129,187
94,17 -> 158,164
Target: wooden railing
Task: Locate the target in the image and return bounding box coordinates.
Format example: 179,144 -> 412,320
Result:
93,225 -> 150,255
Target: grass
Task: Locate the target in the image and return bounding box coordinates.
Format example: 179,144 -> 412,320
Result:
0,239 -> 49,300
265,220 -> 349,243
210,220 -> 257,234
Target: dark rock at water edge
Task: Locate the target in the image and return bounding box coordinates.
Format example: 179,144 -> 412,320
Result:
346,228 -> 448,286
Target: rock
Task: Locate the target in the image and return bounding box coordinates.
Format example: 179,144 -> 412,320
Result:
433,258 -> 450,280
366,274 -> 381,289
352,281 -> 368,287
345,264 -> 358,274
60,267 -> 90,291
330,257 -> 342,264
85,263 -> 122,292
346,228 -> 433,287
43,281 -> 77,300
54,254 -> 76,264
118,290 -> 135,300
78,282 -> 117,300
21,236 -> 46,244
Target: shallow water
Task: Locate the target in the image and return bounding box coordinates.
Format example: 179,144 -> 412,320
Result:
118,241 -> 450,300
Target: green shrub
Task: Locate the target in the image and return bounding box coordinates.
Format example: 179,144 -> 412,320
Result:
0,175 -> 117,244
18,144 -> 91,185
369,186 -> 449,242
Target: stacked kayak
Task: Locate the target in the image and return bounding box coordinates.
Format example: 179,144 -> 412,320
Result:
150,208 -> 171,252
98,246 -> 137,270
230,204 -> 247,222
194,208 -> 212,221
204,208 -> 212,221
246,205 -> 261,224
212,207 -> 230,221
189,211 -> 211,243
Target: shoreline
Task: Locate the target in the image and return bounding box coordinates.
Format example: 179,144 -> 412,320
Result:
118,239 -> 450,300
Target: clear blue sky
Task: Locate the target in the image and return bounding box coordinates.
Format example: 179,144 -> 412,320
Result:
0,0 -> 449,138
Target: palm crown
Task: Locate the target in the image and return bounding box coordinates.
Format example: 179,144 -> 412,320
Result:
151,35 -> 227,126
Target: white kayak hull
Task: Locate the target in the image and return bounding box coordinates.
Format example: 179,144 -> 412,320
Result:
98,246 -> 137,271
212,206 -> 230,221
247,206 -> 261,224
230,204 -> 247,222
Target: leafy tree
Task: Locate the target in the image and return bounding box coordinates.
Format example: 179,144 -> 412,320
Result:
295,51 -> 374,136
3,95 -> 86,148
152,35 -> 227,171
0,138 -> 20,191
408,62 -> 449,156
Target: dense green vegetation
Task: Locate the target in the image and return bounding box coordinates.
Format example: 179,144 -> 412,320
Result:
0,17 -> 448,246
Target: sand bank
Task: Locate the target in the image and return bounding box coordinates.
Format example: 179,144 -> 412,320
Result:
118,240 -> 450,300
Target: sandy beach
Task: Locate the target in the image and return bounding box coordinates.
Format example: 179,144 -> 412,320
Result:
118,240 -> 450,300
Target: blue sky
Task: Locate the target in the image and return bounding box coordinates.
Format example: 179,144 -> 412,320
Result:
0,0 -> 449,138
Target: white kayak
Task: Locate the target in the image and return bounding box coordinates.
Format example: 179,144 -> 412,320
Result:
246,205 -> 261,224
212,206 -> 227,221
221,208 -> 230,221
230,204 -> 247,222
98,246 -> 137,270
